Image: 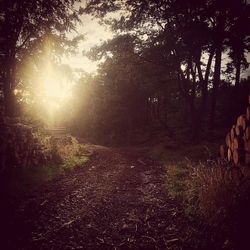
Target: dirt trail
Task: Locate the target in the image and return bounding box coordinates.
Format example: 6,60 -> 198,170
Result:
3,145 -> 188,250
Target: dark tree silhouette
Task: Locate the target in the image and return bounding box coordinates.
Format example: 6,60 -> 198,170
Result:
0,0 -> 80,116
83,0 -> 250,139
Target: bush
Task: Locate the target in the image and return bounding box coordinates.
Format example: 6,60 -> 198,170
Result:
0,128 -> 92,195
165,161 -> 250,249
189,164 -> 250,249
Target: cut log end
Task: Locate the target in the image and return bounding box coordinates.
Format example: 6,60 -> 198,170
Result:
227,148 -> 232,162
225,133 -> 231,148
219,145 -> 226,159
246,106 -> 250,121
233,150 -> 239,165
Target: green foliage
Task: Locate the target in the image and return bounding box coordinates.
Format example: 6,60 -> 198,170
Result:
56,136 -> 92,169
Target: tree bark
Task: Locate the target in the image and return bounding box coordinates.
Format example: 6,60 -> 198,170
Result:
201,47 -> 215,114
3,52 -> 16,117
192,48 -> 214,140
210,14 -> 225,128
235,55 -> 241,86
2,3 -> 20,117
210,42 -> 222,129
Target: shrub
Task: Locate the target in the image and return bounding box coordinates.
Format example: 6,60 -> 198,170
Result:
166,161 -> 250,249
188,164 -> 250,222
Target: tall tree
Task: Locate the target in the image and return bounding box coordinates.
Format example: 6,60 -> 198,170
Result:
226,1 -> 250,87
84,0 -> 250,137
83,0 -> 213,138
209,0 -> 250,127
0,0 -> 80,116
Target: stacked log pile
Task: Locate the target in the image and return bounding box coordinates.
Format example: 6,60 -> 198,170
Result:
0,117 -> 53,173
220,94 -> 250,166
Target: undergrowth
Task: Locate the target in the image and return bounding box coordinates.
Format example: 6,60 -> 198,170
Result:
151,143 -> 250,249
2,135 -> 92,195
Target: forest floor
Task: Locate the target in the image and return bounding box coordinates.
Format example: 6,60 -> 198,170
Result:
1,144 -> 197,250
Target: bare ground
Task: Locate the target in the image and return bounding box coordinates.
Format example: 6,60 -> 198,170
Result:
2,145 -> 190,250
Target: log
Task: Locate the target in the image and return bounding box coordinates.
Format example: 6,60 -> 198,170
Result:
0,121 -> 55,169
230,125 -> 236,141
246,106 -> 250,121
221,93 -> 250,166
243,133 -> 247,142
231,141 -> 234,151
225,133 -> 231,148
235,125 -> 243,137
237,115 -> 247,130
236,116 -> 240,127
245,126 -> 250,140
245,153 -> 250,165
233,150 -> 239,165
233,137 -> 244,150
227,148 -> 232,162
244,140 -> 250,153
219,145 -> 226,159
233,149 -> 244,165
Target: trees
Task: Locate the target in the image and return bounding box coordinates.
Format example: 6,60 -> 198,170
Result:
71,33 -> 177,143
0,0 -> 81,116
226,1 -> 250,87
74,35 -> 148,142
84,0 -> 250,138
208,0 -> 249,127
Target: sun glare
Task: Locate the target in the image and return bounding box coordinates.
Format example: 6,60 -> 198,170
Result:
44,77 -> 62,98
36,62 -> 74,126
40,62 -> 72,111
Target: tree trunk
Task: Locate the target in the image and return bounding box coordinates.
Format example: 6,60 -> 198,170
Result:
3,57 -> 16,117
235,55 -> 241,86
210,40 -> 223,128
210,14 -> 225,129
210,43 -> 222,129
196,48 -> 215,138
192,47 -> 215,140
201,47 -> 215,114
2,3 -> 20,117
190,64 -> 198,140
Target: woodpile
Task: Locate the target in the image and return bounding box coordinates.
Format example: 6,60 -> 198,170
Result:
0,117 -> 54,173
220,94 -> 250,166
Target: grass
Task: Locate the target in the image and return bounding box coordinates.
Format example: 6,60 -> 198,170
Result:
55,137 -> 92,170
165,163 -> 190,200
149,140 -> 219,205
149,140 -> 220,216
2,136 -> 93,195
150,141 -> 218,163
7,162 -> 62,194
150,141 -> 250,249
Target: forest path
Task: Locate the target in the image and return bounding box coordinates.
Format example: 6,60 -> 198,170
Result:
4,145 -> 188,250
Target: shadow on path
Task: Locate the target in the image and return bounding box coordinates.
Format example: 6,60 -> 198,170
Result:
2,145 -> 188,250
